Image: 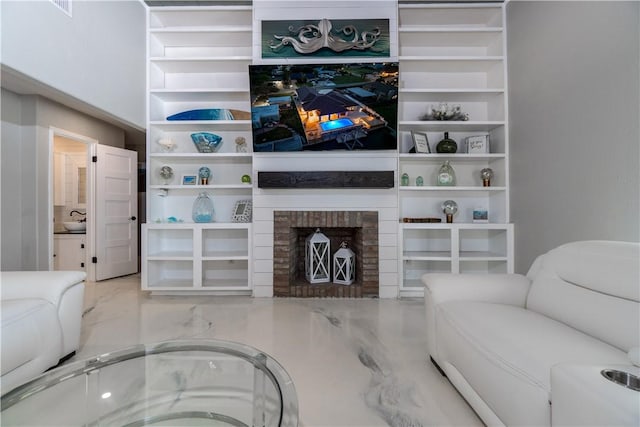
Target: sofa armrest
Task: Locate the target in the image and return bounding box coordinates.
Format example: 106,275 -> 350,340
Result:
423,273 -> 531,363
423,273 -> 531,307
1,271 -> 86,306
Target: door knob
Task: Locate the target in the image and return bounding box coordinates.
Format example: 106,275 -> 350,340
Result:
130,216 -> 137,221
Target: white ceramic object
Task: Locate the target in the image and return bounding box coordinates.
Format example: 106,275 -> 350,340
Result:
63,222 -> 86,232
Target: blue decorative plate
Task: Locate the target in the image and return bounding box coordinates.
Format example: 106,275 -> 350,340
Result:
191,133 -> 223,153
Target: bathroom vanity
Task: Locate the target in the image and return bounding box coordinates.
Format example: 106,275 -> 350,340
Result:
53,233 -> 86,271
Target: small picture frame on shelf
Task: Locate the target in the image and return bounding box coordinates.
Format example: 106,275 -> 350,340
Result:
182,175 -> 197,185
466,135 -> 490,153
411,131 -> 431,153
232,200 -> 252,223
472,208 -> 489,223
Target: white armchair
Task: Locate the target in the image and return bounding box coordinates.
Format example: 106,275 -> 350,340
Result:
1,271 -> 86,394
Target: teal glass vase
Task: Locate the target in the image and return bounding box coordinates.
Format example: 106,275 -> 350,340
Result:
192,192 -> 214,223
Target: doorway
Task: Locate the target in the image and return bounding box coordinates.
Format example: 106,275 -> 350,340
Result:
51,128 -> 94,279
49,128 -> 139,281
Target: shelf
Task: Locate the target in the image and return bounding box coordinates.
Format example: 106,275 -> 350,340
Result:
403,251 -> 451,261
400,55 -> 504,62
399,186 -> 506,191
399,89 -> 504,103
150,57 -> 252,73
150,120 -> 251,131
399,26 -> 502,34
202,251 -> 249,260
150,153 -> 252,160
149,184 -> 252,190
398,121 -> 505,132
401,222 -> 511,230
147,252 -> 194,261
150,89 -> 249,102
399,153 -> 505,161
459,251 -> 508,261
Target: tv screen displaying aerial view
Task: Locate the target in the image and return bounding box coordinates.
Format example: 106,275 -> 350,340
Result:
248,62 -> 398,152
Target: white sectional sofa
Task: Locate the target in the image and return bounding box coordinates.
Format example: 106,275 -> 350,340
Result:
423,240 -> 639,426
1,271 -> 86,394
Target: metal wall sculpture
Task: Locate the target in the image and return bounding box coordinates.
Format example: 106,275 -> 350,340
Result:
262,18 -> 390,58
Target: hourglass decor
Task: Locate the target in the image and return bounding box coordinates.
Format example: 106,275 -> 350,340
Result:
305,229 -> 330,284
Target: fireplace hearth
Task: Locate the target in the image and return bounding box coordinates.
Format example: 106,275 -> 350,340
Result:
273,211 -> 379,297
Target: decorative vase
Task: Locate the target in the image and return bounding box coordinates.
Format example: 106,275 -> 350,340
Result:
436,132 -> 457,153
198,166 -> 211,185
416,176 -> 424,186
192,192 -> 214,223
437,160 -> 456,186
401,173 -> 409,186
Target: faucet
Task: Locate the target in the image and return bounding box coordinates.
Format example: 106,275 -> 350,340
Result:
70,210 -> 87,222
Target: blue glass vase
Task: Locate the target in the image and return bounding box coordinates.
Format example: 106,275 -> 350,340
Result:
192,192 -> 214,223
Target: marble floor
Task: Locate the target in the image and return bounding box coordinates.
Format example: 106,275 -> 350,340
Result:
73,274 -> 482,427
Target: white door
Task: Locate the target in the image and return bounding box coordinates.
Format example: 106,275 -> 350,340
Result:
95,145 -> 138,280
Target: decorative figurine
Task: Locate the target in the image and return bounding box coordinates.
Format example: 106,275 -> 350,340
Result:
401,173 -> 409,186
235,136 -> 248,153
416,176 -> 424,186
481,168 -> 494,187
157,138 -> 176,152
442,200 -> 458,223
241,174 -> 251,184
159,165 -> 173,185
198,166 -> 211,185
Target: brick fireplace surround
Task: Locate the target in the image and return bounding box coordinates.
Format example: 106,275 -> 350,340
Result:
273,211 -> 379,297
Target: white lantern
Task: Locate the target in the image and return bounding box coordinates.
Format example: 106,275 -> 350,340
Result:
305,228 -> 330,284
333,241 -> 355,285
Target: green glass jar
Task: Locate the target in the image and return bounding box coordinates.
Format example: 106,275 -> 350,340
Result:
436,132 -> 458,154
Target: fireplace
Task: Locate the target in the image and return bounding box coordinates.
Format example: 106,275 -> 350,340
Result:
273,211 -> 379,297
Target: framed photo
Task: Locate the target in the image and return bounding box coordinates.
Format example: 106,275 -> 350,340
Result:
232,200 -> 252,223
411,131 -> 430,153
182,175 -> 197,185
466,135 -> 490,153
473,208 -> 489,223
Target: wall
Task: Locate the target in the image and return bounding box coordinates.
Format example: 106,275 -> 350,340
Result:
0,0 -> 146,130
1,88 -> 126,270
507,1 -> 640,273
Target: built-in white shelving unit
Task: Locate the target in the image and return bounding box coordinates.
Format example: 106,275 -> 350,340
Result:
397,3 -> 513,296
142,2 -> 512,297
142,6 -> 253,294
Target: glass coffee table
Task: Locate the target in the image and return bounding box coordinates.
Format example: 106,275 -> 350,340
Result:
1,340 -> 298,426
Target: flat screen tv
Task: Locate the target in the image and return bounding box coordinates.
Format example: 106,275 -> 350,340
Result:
248,62 -> 398,152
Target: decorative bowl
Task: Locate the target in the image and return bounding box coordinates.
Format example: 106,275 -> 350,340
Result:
190,132 -> 223,153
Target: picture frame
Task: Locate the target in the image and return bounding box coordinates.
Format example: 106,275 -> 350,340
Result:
411,131 -> 431,153
182,175 -> 197,186
466,135 -> 490,154
232,200 -> 252,223
472,208 -> 489,223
